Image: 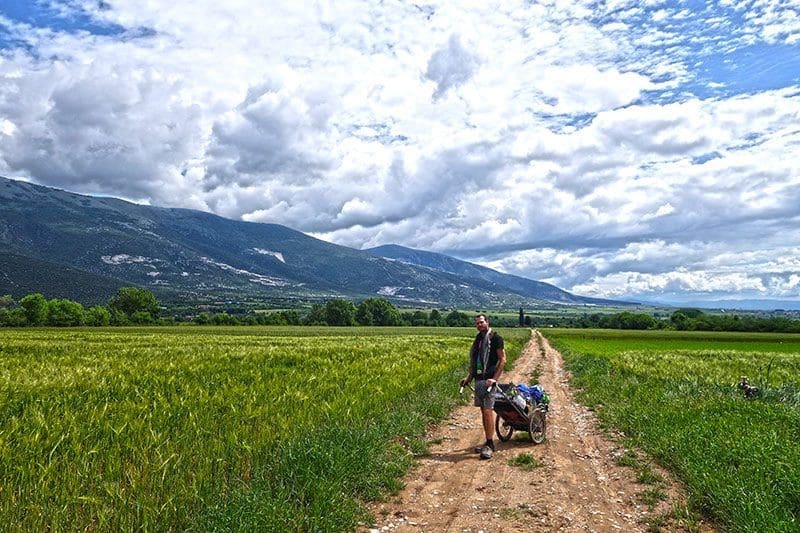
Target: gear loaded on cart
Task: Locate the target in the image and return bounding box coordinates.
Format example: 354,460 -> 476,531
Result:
492,382 -> 550,444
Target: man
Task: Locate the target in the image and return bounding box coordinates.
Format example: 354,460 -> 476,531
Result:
460,314 -> 506,459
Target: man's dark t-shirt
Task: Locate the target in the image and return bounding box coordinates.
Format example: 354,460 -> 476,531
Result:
469,330 -> 504,380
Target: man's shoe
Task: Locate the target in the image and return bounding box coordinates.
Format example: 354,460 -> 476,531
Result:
479,446 -> 493,460
475,441 -> 496,453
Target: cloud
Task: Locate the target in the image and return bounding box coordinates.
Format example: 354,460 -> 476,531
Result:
204,77 -> 338,191
571,270 -> 768,299
425,34 -> 481,99
0,53 -> 204,200
1,1 -> 799,305
536,64 -> 653,114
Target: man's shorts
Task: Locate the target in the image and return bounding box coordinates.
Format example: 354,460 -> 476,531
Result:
474,379 -> 497,409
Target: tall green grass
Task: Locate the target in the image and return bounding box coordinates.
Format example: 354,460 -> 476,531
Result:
545,328 -> 800,532
0,326 -> 529,530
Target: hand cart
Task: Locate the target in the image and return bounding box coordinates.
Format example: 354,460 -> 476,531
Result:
491,382 -> 547,444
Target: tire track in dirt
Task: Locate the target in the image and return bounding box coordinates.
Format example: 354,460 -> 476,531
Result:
362,330 -> 713,532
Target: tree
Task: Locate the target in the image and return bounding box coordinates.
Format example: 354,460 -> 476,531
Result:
110,308 -> 131,326
257,312 -> 287,325
670,311 -> 690,330
193,312 -> 211,325
519,307 -> 524,326
109,288 -> 159,321
324,299 -> 357,326
20,293 -> 48,326
0,295 -> 14,308
279,310 -> 300,325
46,299 -> 85,327
445,309 -> 471,327
617,312 -> 656,330
428,309 -> 443,326
85,305 -> 111,326
0,307 -> 27,327
674,308 -> 704,319
209,312 -> 239,326
131,310 -> 156,325
356,298 -> 401,326
409,310 -> 428,326
240,314 -> 259,326
303,304 -> 327,325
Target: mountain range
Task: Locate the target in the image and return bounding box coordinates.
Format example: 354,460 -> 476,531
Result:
0,176 -> 626,308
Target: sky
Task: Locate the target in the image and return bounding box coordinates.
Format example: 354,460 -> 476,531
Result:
1,0 -> 799,308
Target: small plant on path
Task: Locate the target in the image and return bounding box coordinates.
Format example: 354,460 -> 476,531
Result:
507,452 -> 542,471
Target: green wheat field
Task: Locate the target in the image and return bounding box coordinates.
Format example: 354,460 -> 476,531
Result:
0,326 -> 529,531
545,328 -> 800,532
3,326 -> 799,531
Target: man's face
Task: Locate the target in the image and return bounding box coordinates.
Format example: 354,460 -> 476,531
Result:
475,316 -> 489,332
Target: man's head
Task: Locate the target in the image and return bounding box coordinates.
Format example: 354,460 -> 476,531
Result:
475,314 -> 489,332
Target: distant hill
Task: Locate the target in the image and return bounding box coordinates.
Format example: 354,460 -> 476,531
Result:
0,176 -> 628,308
0,252 -> 131,304
366,244 -> 627,306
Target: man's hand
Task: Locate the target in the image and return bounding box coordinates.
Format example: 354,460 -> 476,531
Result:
459,377 -> 469,387
486,378 -> 496,386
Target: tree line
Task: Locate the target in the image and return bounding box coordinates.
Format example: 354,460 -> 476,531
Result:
667,308 -> 800,333
543,308 -> 800,333
5,289 -> 798,333
0,290 -> 518,328
192,299 -> 519,327
0,288 -> 160,327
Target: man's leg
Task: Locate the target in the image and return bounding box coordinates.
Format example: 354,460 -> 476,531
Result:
473,381 -> 496,457
479,407 -> 496,458
481,407 -> 494,441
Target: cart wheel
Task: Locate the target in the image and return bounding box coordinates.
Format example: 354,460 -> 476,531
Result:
495,415 -> 514,442
528,409 -> 546,444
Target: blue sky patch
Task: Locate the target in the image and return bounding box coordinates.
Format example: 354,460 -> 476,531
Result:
694,43 -> 800,99
0,0 -> 124,46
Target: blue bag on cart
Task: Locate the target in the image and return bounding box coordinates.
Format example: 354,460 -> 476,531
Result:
517,384 -> 544,403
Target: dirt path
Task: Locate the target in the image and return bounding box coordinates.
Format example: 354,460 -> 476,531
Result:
363,330 -> 713,532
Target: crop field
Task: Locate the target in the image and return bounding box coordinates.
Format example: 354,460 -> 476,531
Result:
544,329 -> 800,532
0,326 -> 530,531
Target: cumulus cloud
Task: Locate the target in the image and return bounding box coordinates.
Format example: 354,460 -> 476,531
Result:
536,65 -> 653,114
204,78 -> 338,191
0,54 -> 204,200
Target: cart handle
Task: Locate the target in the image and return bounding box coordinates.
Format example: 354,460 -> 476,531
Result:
459,380 -> 497,394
